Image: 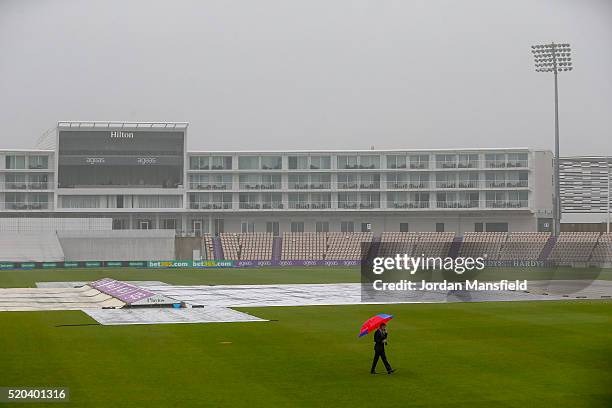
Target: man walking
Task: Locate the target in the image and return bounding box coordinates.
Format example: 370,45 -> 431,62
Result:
371,323 -> 395,374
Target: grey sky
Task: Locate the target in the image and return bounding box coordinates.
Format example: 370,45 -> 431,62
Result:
0,0 -> 611,154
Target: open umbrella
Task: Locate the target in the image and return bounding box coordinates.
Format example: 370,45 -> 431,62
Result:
358,314 -> 393,337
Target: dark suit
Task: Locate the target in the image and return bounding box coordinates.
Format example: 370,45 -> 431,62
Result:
371,328 -> 393,373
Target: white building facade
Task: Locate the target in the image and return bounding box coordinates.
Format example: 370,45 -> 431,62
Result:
0,121 -> 554,235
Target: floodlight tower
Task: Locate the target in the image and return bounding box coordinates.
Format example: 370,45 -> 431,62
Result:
531,42 -> 572,236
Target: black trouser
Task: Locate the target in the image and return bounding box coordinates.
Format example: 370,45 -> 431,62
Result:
371,345 -> 392,373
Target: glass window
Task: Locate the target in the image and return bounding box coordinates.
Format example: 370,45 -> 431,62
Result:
6,155 -> 26,169
288,156 -> 308,170
310,155 -> 331,169
261,156 -> 282,170
386,155 -> 407,169
28,155 -> 48,169
211,156 -> 232,170
360,155 -> 380,169
338,155 -> 358,169
291,222 -> 305,233
409,155 -> 429,169
340,221 -> 354,232
238,156 -> 259,170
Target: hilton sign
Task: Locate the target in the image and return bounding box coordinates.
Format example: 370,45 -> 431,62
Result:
110,131 -> 134,139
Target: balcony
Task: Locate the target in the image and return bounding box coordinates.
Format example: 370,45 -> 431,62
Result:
2,201 -> 50,210
189,202 -> 232,210
288,182 -> 331,190
387,201 -> 429,209
239,183 -> 281,190
409,162 -> 428,169
0,182 -> 50,190
189,183 -> 232,190
485,200 -> 528,208
485,160 -> 528,169
436,200 -> 480,209
288,201 -> 331,209
385,181 -> 429,189
338,201 -> 380,209
485,181 -> 528,188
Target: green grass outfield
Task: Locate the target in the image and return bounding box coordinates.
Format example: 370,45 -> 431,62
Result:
0,267 -> 611,407
0,265 -> 611,288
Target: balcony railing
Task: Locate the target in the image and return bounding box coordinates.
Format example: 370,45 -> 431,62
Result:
239,183 -> 281,190
189,202 -> 232,210
288,182 -> 331,190
338,201 -> 380,209
189,183 -> 232,190
387,201 -> 430,209
2,202 -> 50,210
485,160 -> 528,168
337,182 -> 380,189
0,182 -> 50,190
485,200 -> 528,208
484,181 -> 529,188
435,200 -> 480,209
409,162 -> 429,169
288,201 -> 331,209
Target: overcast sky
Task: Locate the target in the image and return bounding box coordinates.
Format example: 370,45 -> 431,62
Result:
0,0 -> 610,154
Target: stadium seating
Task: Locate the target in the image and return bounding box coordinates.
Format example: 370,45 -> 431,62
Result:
414,232 -> 455,258
239,233 -> 273,260
281,233 -> 326,260
548,232 -> 600,264
203,233 -> 215,260
459,232 -> 507,260
498,232 -> 550,261
220,233 -> 240,260
325,232 -> 373,260
220,233 -> 273,260
379,232 -> 420,256
0,232 -> 65,262
589,233 -> 612,265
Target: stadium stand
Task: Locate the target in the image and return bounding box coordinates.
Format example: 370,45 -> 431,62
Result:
589,233 -> 612,265
281,233 -> 326,260
548,232 -> 600,264
325,232 -> 373,260
0,232 -> 64,262
380,232 -> 421,257
414,232 -> 455,258
203,233 -> 215,260
239,233 -> 273,260
459,232 -> 507,260
220,233 -> 273,260
498,232 -> 550,261
220,233 -> 240,260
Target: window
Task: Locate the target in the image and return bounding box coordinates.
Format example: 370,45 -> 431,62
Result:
436,154 -> 457,168
436,222 -> 445,232
338,155 -> 358,169
162,219 -> 177,230
238,156 -> 259,170
6,155 -> 25,169
291,222 -> 304,233
211,156 -> 232,170
241,222 -> 255,233
400,223 -> 409,232
360,155 -> 380,169
261,156 -> 282,170
486,222 -> 508,232
361,222 -> 371,232
387,155 -> 407,169
190,156 -> 208,170
266,221 -> 280,236
340,221 -> 354,232
409,155 -> 429,169
315,221 -> 329,233
28,155 -> 48,169
288,156 -> 308,170
474,222 -> 484,232
310,155 -> 331,169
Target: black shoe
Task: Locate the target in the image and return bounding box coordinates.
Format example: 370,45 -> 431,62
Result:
387,369 -> 395,374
